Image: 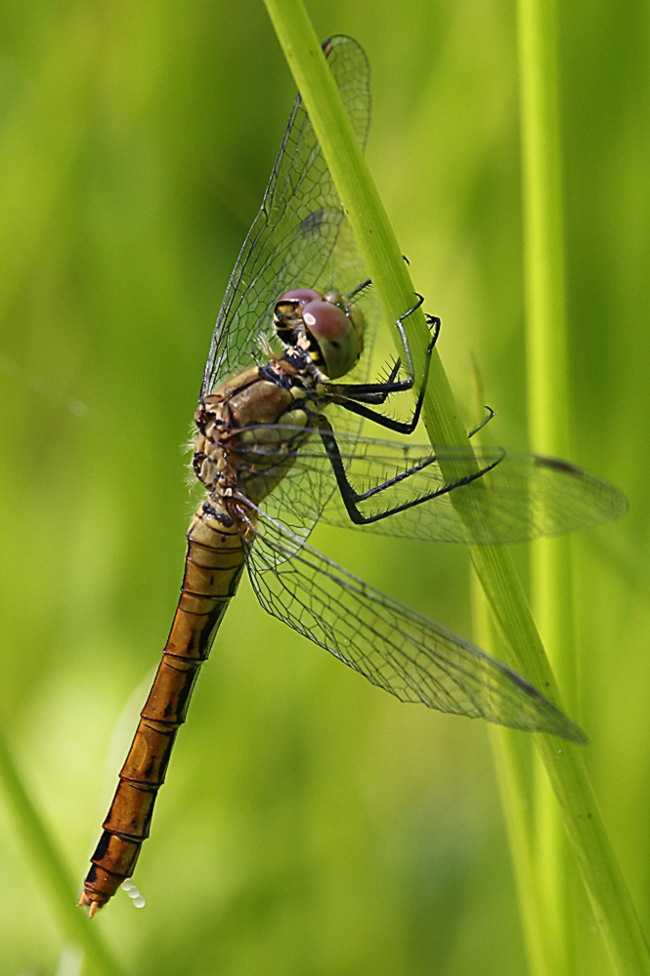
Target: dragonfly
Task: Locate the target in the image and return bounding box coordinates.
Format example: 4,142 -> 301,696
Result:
79,35 -> 626,916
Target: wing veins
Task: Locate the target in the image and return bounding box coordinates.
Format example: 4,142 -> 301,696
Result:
241,502 -> 585,741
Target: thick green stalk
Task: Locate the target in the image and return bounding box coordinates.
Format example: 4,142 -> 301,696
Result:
517,0 -> 574,970
0,723 -> 126,976
261,1 -> 650,971
470,363 -> 551,976
518,0 -> 574,693
472,571 -> 546,974
262,0 -> 465,450
472,546 -> 649,975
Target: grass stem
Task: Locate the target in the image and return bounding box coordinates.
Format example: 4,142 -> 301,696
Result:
262,1 -> 650,971
515,0 -> 575,969
0,721 -> 126,976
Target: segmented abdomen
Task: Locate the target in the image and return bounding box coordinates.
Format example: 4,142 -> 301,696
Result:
79,499 -> 247,915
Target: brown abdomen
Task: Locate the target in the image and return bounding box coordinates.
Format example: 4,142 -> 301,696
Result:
79,500 -> 246,915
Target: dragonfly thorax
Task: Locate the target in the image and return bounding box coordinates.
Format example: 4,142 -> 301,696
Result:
193,364 -> 316,506
273,288 -> 364,381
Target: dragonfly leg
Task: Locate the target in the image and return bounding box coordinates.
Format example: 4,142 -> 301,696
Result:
325,302 -> 440,435
345,277 -> 372,301
353,354 -> 403,404
316,416 -> 504,526
328,294 -> 432,397
468,406 -> 496,439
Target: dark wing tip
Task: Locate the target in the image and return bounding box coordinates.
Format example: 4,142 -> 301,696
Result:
322,34 -> 359,53
540,712 -> 590,745
534,454 -> 629,524
491,657 -> 589,743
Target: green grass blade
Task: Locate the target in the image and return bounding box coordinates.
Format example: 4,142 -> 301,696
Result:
471,567 -> 545,973
262,0 -> 467,452
0,721 -> 126,976
471,546 -> 650,975
517,0 -> 575,969
262,1 -> 650,972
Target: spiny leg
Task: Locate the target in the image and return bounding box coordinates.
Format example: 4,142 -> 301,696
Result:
468,406 -> 496,439
316,415 -> 504,526
325,299 -> 440,435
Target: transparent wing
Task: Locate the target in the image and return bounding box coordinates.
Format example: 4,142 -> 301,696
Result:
202,35 -> 373,394
243,504 -> 586,741
231,427 -> 627,544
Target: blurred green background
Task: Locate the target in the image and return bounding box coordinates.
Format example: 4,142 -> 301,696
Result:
0,0 -> 648,973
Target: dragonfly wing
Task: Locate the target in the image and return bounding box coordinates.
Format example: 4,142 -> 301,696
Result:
255,439 -> 336,546
243,503 -> 586,742
202,36 -> 374,394
233,428 -> 627,544
314,446 -> 628,543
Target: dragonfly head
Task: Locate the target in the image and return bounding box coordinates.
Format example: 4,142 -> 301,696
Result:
274,288 -> 364,379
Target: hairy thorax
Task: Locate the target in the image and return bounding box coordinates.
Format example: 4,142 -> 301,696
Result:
193,363 -> 317,508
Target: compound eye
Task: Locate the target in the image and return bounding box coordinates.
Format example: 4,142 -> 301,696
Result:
278,288 -> 322,305
302,300 -> 359,379
302,300 -> 349,342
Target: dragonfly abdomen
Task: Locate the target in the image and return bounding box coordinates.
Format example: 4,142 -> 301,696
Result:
79,498 -> 247,915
